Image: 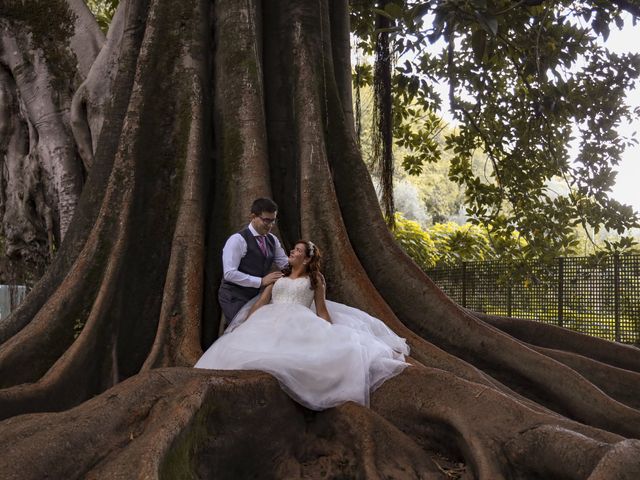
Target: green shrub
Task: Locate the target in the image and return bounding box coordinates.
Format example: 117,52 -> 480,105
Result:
391,213 -> 438,270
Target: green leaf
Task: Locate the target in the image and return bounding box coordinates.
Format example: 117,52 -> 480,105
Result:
471,29 -> 487,63
384,2 -> 404,19
372,8 -> 394,20
474,11 -> 498,36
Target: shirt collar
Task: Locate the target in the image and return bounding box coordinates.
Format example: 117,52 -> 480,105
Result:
248,223 -> 262,237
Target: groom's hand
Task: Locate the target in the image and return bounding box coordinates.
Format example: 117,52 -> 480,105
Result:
261,272 -> 283,286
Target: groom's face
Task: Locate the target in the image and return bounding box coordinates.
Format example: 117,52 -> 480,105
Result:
251,210 -> 277,235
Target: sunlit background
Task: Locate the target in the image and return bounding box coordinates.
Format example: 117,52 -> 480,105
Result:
608,15 -> 640,214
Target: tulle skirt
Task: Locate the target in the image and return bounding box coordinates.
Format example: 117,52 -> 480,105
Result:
194,299 -> 409,410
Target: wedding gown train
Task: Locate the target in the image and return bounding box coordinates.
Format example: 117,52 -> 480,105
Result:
195,276 -> 409,410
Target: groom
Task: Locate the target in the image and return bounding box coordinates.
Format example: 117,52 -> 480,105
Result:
219,197 -> 289,323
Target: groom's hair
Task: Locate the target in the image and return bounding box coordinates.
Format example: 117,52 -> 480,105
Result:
251,197 -> 278,215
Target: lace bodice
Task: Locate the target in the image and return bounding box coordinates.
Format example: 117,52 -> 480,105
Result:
271,276 -> 314,308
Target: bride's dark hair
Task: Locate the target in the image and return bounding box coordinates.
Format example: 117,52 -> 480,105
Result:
281,240 -> 323,290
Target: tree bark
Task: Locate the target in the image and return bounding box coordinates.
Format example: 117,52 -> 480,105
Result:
1,0 -> 640,478
0,0 -> 104,283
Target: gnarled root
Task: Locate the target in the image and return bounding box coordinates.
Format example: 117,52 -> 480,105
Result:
0,368 -> 446,480
372,365 -> 640,479
3,366 -> 640,479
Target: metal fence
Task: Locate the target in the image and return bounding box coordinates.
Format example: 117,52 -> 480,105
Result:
426,254 -> 640,345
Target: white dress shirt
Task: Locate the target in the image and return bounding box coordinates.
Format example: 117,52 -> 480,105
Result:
221,224 -> 289,288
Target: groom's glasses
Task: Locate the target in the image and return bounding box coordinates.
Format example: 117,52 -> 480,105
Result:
259,216 -> 277,225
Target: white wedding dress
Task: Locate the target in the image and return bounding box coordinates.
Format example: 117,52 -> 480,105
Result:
195,276 -> 409,410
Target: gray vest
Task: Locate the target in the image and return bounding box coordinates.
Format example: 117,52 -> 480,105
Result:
219,228 -> 278,311
235,228 -> 276,279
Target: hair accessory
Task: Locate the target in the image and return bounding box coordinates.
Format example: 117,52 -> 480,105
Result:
308,241 -> 316,257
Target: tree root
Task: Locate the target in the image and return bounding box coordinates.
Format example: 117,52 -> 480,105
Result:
372,365 -> 640,479
0,369 -> 446,480
3,367 -> 639,479
476,312 -> 640,373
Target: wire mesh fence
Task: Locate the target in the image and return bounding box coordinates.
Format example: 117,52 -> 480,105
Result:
426,254 -> 640,345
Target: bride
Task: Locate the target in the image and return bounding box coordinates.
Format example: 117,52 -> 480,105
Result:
195,240 -> 410,410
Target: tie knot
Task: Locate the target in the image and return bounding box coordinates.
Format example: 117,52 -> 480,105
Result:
256,235 -> 267,256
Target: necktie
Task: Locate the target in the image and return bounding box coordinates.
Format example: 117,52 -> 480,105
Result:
256,235 -> 268,256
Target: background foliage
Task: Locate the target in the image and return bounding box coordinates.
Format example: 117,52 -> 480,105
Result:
84,0 -> 117,32
352,0 -> 640,263
391,213 -> 529,268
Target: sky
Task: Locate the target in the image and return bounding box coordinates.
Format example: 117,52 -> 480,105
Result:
606,17 -> 640,214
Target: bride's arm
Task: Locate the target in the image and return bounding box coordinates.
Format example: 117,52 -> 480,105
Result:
314,273 -> 332,323
247,284 -> 274,319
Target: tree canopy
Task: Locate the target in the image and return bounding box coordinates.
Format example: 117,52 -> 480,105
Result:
352,0 -> 640,261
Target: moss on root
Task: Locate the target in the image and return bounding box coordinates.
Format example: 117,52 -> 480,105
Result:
159,402 -> 213,480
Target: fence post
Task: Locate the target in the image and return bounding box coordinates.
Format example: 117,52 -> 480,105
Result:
558,257 -> 564,328
614,253 -> 620,342
461,262 -> 467,308
507,282 -> 512,318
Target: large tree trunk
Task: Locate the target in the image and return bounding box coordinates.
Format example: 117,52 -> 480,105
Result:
1,1 -> 640,478
0,0 -> 105,284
